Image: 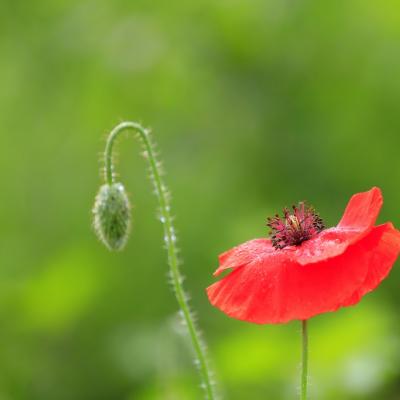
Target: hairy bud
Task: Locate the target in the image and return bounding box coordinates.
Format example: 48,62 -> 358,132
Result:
93,183 -> 131,251
92,122 -> 217,398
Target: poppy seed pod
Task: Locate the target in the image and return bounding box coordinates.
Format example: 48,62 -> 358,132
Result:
93,182 -> 131,251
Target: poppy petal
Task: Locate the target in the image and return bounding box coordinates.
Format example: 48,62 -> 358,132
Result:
214,238 -> 274,276
207,223 -> 400,324
337,186 -> 383,230
341,223 -> 400,307
294,227 -> 366,265
291,187 -> 384,265
208,250 -> 300,323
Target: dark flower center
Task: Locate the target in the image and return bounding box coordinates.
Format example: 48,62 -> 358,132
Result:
266,202 -> 325,249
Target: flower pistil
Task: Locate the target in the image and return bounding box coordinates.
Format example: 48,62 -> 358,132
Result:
267,202 -> 325,249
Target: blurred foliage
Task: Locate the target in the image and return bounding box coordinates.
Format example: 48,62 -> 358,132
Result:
1,0 -> 400,398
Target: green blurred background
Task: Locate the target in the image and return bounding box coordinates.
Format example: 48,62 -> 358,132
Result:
1,0 -> 400,399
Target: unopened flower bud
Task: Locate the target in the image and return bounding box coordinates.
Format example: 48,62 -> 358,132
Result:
93,183 -> 131,251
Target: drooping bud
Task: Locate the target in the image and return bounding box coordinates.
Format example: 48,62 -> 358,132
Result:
92,183 -> 131,251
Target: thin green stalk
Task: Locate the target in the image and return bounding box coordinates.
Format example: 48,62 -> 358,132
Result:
301,319 -> 309,400
103,121 -> 216,400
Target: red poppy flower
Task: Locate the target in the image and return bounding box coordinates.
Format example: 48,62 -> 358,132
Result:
207,187 -> 400,324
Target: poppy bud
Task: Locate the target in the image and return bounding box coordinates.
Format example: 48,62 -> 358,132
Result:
93,182 -> 131,251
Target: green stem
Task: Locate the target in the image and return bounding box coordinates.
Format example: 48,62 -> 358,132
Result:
104,122 -> 217,400
301,319 -> 309,400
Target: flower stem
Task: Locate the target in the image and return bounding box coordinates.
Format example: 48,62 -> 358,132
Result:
301,319 -> 309,400
104,122 -> 217,400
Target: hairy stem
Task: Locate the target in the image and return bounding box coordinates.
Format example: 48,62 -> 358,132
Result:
104,121 -> 216,399
301,320 -> 309,400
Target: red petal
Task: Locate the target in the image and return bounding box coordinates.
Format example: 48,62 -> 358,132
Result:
338,187 -> 382,230
287,187 -> 384,265
214,238 -> 274,276
207,223 -> 400,324
341,223 -> 400,307
293,227 -> 365,265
